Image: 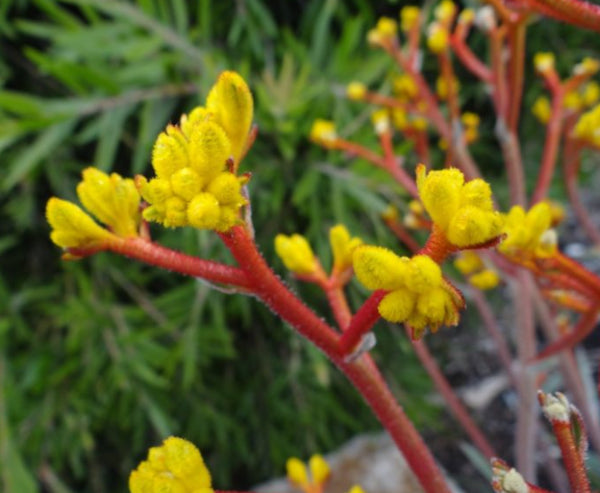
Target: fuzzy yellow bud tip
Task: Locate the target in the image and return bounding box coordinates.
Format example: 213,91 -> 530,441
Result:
434,0 -> 457,24
574,57 -> 600,76
353,246 -> 462,334
275,234 -> 317,275
129,437 -> 212,493
375,17 -> 398,38
534,52 -> 555,73
310,119 -> 338,147
347,82 -> 367,101
330,224 -> 362,273
574,103 -> 600,147
416,164 -> 503,248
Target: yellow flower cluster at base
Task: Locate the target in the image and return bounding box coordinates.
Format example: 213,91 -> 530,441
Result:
139,71 -> 252,232
416,164 -> 503,248
353,246 -> 463,335
129,437 -> 213,493
47,168 -> 140,250
499,202 -> 557,259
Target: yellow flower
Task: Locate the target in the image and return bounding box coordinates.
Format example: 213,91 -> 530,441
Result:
46,198 -> 115,249
574,103 -> 600,147
367,17 -> 398,46
499,202 -> 557,259
129,437 -> 213,493
393,74 -> 418,101
427,23 -> 449,54
275,234 -> 317,275
573,57 -> 600,77
347,82 -> 367,101
371,109 -> 391,135
458,8 -> 475,25
77,167 -> 140,237
563,91 -> 582,111
461,112 -> 480,143
416,164 -> 503,247
436,76 -> 460,100
434,0 -> 457,24
534,52 -> 555,74
532,96 -> 551,124
329,224 -> 363,273
400,6 -> 421,32
138,71 -> 251,233
454,251 -> 484,275
469,269 -> 500,290
286,455 -> 330,492
310,119 -> 338,148
353,246 -> 463,335
582,82 -> 600,107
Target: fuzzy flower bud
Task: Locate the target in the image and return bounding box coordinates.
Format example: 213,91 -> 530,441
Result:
534,52 -> 555,74
310,119 -> 338,148
532,96 -> 551,124
347,82 -> 367,101
329,224 -> 362,273
275,234 -> 317,275
573,57 -> 600,77
427,22 -> 449,54
129,437 -> 213,493
499,202 -> 557,259
416,164 -> 503,247
353,246 -> 464,337
434,0 -> 457,24
400,6 -> 421,32
371,109 -> 391,135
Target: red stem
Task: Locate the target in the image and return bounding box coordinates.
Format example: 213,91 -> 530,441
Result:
532,89 -> 565,204
379,131 -> 419,199
220,226 -> 453,493
524,0 -> 600,33
410,336 -> 497,458
325,285 -> 353,330
549,420 -> 592,493
101,237 -> 253,289
418,227 -> 457,264
450,36 -> 492,83
338,291 -> 386,355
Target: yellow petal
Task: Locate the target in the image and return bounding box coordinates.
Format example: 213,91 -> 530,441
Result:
416,164 -> 463,231
187,193 -> 220,230
187,121 -> 231,182
171,167 -> 204,201
152,125 -> 189,179
46,197 -> 113,249
378,288 -> 417,323
206,172 -> 244,205
309,454 -> 330,485
353,246 -> 408,291
406,255 -> 442,293
286,458 -> 309,487
460,179 -> 493,211
162,437 -> 211,488
206,71 -> 253,165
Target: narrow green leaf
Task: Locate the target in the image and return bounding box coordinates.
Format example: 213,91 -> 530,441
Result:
94,104 -> 134,171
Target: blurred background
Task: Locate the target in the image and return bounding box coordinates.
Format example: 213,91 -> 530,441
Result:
1,1 -> 599,492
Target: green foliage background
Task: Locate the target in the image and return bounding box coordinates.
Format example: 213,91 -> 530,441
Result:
2,1 -> 600,492
0,1 -> 436,492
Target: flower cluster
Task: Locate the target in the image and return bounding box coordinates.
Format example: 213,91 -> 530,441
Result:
129,437 -> 213,493
574,103 -> 600,147
330,224 -> 363,274
498,202 -> 557,259
353,246 -> 463,337
46,168 -> 140,250
137,71 -> 252,232
416,164 -> 503,248
454,251 -> 500,290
